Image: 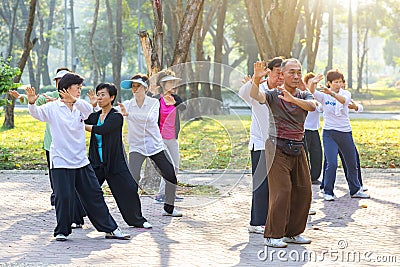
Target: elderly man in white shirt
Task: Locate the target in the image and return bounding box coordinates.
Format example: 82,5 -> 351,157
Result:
27,73 -> 130,241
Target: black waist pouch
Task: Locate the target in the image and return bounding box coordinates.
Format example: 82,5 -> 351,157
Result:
274,138 -> 303,156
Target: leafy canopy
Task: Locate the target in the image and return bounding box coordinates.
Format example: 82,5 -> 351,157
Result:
0,56 -> 21,107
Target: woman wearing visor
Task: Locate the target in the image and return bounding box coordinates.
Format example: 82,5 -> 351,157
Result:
119,74 -> 182,217
152,71 -> 186,204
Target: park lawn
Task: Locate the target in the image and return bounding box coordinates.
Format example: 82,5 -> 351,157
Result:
0,110 -> 399,170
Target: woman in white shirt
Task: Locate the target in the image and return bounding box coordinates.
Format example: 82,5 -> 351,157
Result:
27,73 -> 129,241
309,70 -> 369,201
119,74 -> 182,217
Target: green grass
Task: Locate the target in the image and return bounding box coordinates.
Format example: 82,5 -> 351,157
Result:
350,86 -> 400,112
0,110 -> 399,170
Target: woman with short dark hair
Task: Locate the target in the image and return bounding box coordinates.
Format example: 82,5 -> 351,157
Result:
85,82 -> 151,228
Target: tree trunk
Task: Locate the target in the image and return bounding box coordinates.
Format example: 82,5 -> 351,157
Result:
305,0 -> 323,72
4,0 -> 37,129
115,0 -> 123,101
89,0 -> 100,87
357,28 -> 369,91
347,0 -> 353,88
139,31 -> 161,76
41,0 -> 56,86
245,0 -> 305,59
211,0 -> 227,115
5,1 -> 19,58
104,0 -> 123,101
244,0 -> 270,60
171,0 -> 204,66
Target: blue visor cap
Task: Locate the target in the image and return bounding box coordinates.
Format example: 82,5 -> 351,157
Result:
120,78 -> 148,90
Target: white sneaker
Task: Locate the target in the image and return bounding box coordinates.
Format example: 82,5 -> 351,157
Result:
282,235 -> 311,244
162,209 -> 183,217
248,225 -> 265,234
142,222 -> 152,229
55,234 -> 67,241
71,223 -> 82,229
105,227 -> 130,240
361,186 -> 368,191
264,238 -> 288,248
351,189 -> 370,198
324,194 -> 335,201
308,209 -> 316,215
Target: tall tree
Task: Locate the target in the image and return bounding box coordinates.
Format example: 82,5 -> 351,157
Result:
89,0 -> 100,86
171,0 -> 205,66
304,0 -> 323,72
211,0 -> 227,114
244,0 -> 305,60
347,0 -> 352,88
105,0 -> 123,101
3,0 -> 37,129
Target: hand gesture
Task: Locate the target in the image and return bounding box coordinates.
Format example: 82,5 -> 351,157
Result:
163,94 -> 176,105
310,74 -> 324,85
278,88 -> 295,103
253,61 -> 268,80
87,89 -> 98,107
348,100 -> 358,110
59,89 -> 77,104
148,84 -> 160,96
42,94 -> 57,102
26,87 -> 39,104
8,90 -> 21,100
242,75 -> 251,84
117,102 -> 128,116
320,86 -> 333,96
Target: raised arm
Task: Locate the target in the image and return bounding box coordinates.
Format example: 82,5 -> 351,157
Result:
308,74 -> 324,94
250,61 -> 268,103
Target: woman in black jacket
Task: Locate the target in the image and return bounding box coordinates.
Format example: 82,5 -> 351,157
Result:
85,82 -> 151,228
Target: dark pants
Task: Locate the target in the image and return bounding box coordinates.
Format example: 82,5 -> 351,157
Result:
304,130 -> 323,182
94,166 -> 147,227
45,150 -> 55,205
321,146 -> 363,189
250,149 -> 269,226
46,150 -> 86,224
340,148 -> 363,186
129,151 -> 177,214
322,130 -> 361,196
51,165 -> 118,237
264,139 -> 311,238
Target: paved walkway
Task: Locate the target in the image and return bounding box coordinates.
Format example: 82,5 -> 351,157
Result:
0,169 -> 399,266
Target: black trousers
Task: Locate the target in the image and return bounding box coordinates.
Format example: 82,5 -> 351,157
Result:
45,150 -> 55,205
94,166 -> 147,227
51,165 -> 117,237
129,151 -> 177,214
250,149 -> 269,226
46,150 -> 86,224
304,130 -> 323,181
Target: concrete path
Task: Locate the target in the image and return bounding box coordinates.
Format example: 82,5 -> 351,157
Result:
0,169 -> 399,266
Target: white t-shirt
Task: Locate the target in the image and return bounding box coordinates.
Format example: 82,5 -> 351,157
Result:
313,89 -> 352,132
304,103 -> 322,130
29,99 -> 92,169
238,81 -> 270,151
121,96 -> 165,156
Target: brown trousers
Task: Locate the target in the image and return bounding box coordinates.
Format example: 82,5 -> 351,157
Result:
264,139 -> 312,238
